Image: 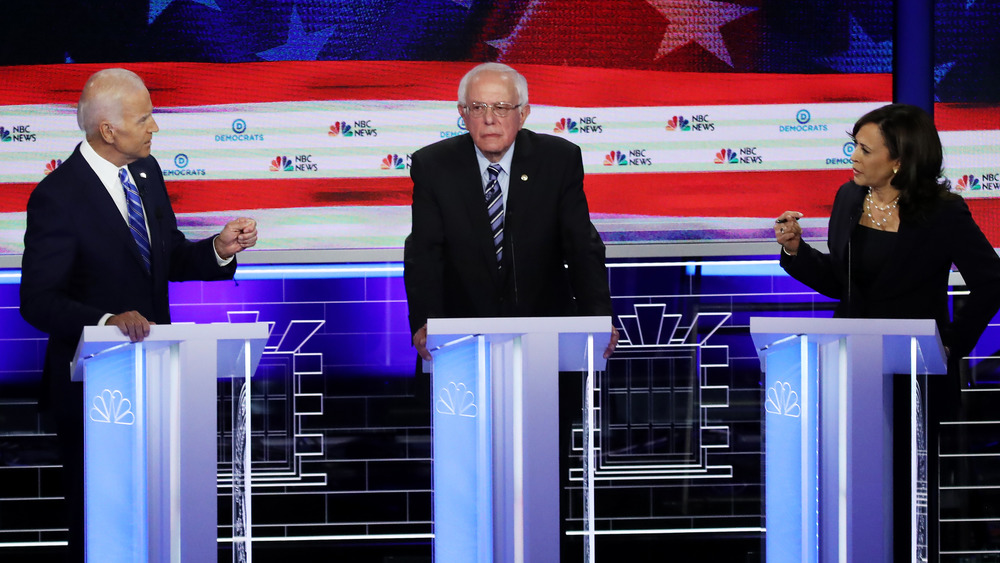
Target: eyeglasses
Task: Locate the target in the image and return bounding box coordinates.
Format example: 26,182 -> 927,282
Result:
464,102 -> 521,118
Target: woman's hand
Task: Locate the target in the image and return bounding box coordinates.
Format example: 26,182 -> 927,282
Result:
774,211 -> 804,255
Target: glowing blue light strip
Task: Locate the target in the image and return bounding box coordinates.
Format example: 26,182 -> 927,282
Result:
0,261 -> 977,284
0,270 -> 21,284
217,533 -> 435,543
608,259 -> 784,277
233,264 -> 403,280
0,541 -> 68,548
565,527 -> 766,536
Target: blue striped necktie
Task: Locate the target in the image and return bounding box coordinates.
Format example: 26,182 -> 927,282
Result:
119,168 -> 151,273
484,163 -> 504,269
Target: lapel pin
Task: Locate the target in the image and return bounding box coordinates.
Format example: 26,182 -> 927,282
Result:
139,172 -> 147,179
521,174 -> 528,181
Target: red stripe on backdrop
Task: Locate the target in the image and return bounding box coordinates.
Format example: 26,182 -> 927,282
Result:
0,169 -> 850,216
968,199 -> 1000,248
0,62 -> 890,107
6,170 -> 998,246
934,103 -> 1000,131
584,169 -> 849,218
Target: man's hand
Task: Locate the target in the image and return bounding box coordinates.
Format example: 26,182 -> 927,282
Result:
106,311 -> 153,342
215,218 -> 258,259
604,325 -> 619,359
413,324 -> 432,362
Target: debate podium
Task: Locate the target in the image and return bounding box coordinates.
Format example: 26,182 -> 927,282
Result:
750,317 -> 947,563
71,322 -> 269,562
425,316 -> 612,563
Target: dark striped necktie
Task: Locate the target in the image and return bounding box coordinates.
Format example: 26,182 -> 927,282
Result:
119,168 -> 151,273
484,163 -> 504,269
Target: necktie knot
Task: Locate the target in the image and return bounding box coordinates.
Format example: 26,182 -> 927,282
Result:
487,163 -> 502,182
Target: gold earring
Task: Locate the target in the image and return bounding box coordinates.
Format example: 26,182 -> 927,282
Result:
893,167 -> 898,175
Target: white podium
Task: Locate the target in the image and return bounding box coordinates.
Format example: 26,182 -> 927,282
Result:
750,317 -> 947,563
71,323 -> 269,562
426,316 -> 611,563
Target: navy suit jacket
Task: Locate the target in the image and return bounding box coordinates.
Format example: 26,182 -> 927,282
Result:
781,181 -> 1000,358
405,129 -> 612,336
20,144 -> 236,410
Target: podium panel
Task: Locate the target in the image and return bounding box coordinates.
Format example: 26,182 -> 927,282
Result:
751,317 -> 945,563
73,323 -> 268,563
427,316 -> 611,563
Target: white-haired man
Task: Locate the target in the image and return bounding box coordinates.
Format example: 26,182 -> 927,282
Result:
405,62 -> 617,361
20,68 -> 257,561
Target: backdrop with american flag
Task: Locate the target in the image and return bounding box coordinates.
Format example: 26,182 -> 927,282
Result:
0,0 -> 996,253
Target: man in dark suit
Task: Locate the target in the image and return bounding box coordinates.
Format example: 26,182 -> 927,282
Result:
19,68 -> 257,561
405,63 -> 617,361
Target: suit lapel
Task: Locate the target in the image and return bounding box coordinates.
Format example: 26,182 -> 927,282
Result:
505,130 -> 533,253
69,148 -> 146,271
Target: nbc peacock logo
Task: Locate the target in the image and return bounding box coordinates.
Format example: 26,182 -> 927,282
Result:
328,122 -> 353,137
44,159 -> 62,175
603,151 -> 626,166
665,116 -> 690,132
714,148 -> 738,164
380,154 -> 405,170
956,175 -> 981,191
269,156 -> 293,172
0,127 -> 10,142
554,118 -> 578,134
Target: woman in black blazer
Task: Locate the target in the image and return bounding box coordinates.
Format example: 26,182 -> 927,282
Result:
773,102 -> 1000,559
774,103 -> 1000,360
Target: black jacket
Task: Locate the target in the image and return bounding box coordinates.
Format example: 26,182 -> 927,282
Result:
781,181 -> 1000,358
405,129 -> 612,336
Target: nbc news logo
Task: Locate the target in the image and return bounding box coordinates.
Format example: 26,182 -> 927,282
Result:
380,154 -> 408,170
604,150 -> 653,166
269,155 -> 318,172
0,125 -> 37,142
554,117 -> 602,134
957,173 -> 1000,191
329,120 -> 378,137
715,147 -> 762,164
269,156 -> 293,172
667,115 -> 714,132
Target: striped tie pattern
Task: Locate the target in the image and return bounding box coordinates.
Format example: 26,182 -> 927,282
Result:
484,163 -> 504,268
119,168 -> 151,273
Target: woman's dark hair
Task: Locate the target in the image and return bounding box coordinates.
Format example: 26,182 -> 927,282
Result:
851,103 -> 957,219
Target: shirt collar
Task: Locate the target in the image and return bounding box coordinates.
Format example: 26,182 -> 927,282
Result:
474,140 -> 516,178
79,139 -> 129,188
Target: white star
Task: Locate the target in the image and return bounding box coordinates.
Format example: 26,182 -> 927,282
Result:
257,7 -> 338,61
148,0 -> 221,25
646,0 -> 757,67
485,0 -> 544,60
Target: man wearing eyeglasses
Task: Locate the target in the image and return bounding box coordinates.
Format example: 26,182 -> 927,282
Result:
405,62 -> 617,362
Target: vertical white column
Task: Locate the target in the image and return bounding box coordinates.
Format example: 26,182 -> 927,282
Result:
584,333 -> 596,562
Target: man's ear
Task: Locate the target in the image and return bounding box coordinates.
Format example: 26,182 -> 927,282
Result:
99,121 -> 115,144
518,104 -> 531,127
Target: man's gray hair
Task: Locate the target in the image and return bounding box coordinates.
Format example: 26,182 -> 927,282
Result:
76,68 -> 147,137
457,63 -> 529,107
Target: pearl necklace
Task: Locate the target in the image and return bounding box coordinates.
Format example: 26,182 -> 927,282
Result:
865,187 -> 898,230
